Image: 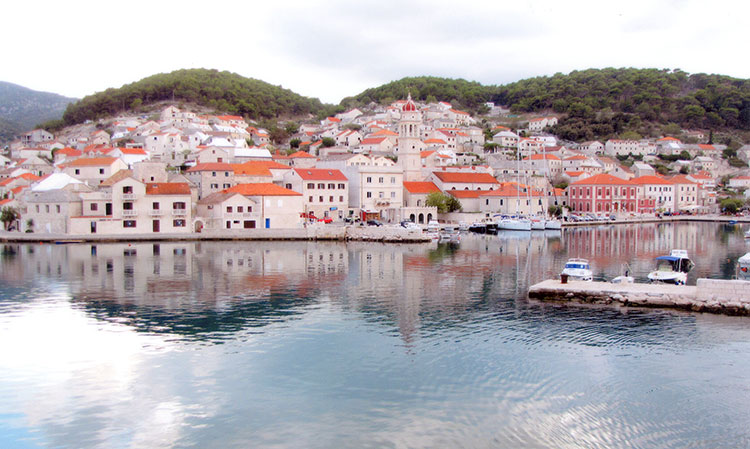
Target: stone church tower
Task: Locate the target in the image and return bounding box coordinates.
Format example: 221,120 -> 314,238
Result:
397,94 -> 424,182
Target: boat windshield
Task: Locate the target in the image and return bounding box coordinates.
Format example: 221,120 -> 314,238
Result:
565,263 -> 589,270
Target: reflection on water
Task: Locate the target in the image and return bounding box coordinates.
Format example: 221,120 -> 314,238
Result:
1,222 -> 750,448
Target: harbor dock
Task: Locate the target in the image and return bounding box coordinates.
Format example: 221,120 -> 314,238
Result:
528,278 -> 750,316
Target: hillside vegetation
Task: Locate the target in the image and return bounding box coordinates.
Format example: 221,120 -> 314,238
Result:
340,76 -> 491,111
0,81 -> 76,141
58,69 -> 327,128
493,68 -> 750,141
341,69 -> 750,141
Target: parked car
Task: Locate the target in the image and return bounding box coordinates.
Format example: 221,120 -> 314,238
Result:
367,220 -> 383,227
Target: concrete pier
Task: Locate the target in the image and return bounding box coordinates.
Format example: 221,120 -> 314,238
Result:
528,278 -> 750,316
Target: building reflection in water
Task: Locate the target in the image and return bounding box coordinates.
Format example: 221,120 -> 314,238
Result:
0,222 -> 746,345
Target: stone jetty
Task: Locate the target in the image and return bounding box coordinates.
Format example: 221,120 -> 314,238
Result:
528,278 -> 750,316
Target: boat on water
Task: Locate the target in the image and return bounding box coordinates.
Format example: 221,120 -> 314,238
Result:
744,228 -> 750,239
468,222 -> 486,233
530,218 -> 546,230
561,258 -> 593,282
425,220 -> 441,240
498,216 -> 532,231
458,222 -> 470,232
439,225 -> 461,243
738,253 -> 750,281
544,219 -> 562,230
647,249 -> 694,285
611,263 -> 634,284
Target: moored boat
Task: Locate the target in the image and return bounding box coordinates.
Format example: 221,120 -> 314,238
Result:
647,249 -> 694,285
738,253 -> 750,281
561,258 -> 593,282
544,219 -> 562,230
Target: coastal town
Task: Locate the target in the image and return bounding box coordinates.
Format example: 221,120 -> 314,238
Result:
1,97 -> 749,236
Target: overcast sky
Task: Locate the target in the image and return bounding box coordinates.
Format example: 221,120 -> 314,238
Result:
3,0 -> 748,104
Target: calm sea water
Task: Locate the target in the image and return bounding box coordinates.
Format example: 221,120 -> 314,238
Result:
1,222 -> 750,448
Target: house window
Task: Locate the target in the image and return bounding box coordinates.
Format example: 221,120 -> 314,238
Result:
56,205 -> 61,213
366,191 -> 372,198
153,202 -> 159,210
224,172 -> 229,176
45,205 -> 50,213
99,168 -> 104,175
286,183 -> 293,190
75,169 -> 80,175
379,192 -> 384,198
173,219 -> 185,227
391,177 -> 395,184
123,220 -> 136,228
366,177 -> 372,183
212,172 -> 217,177
210,183 -> 218,189
486,199 -> 489,205
379,177 -> 384,183
237,206 -> 243,213
307,183 -> 315,189
173,202 -> 186,210
391,192 -> 396,198
227,206 -> 233,213
319,196 -> 323,202
123,186 -> 133,194
223,183 -> 230,188
317,183 -> 325,189
329,196 -> 333,202
328,183 -> 335,189
123,202 -> 133,210
90,203 -> 98,211
339,196 -> 343,202
338,183 -> 345,189
309,196 -> 313,202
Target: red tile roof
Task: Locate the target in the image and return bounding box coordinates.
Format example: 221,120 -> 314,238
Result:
631,175 -> 673,185
66,157 -> 119,167
424,138 -> 446,145
361,137 -> 388,145
288,151 -> 315,159
231,164 -> 272,176
524,154 -> 560,161
119,148 -> 148,155
432,172 -> 499,184
403,182 -> 440,194
293,168 -> 347,181
571,173 -> 634,186
225,183 -> 301,196
447,190 -> 481,198
145,183 -> 191,195
186,162 -> 234,172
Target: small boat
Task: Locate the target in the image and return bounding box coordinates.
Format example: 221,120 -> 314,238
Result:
544,219 -> 562,230
738,253 -> 750,281
611,263 -> 634,284
425,220 -> 441,240
561,258 -> 593,282
744,229 -> 750,239
647,249 -> 694,285
468,222 -> 486,234
458,222 -> 469,232
439,225 -> 461,243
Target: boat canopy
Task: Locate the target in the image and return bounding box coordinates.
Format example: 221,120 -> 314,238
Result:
655,256 -> 682,262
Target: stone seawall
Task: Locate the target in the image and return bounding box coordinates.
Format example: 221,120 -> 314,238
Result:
528,279 -> 750,316
0,226 -> 431,244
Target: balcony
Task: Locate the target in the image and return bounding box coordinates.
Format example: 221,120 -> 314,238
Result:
122,194 -> 136,200
172,209 -> 187,216
122,210 -> 137,217
149,210 -> 163,216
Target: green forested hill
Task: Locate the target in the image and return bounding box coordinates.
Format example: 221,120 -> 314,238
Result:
340,76 -> 491,111
59,69 -> 327,127
341,69 -> 750,140
493,68 -> 750,140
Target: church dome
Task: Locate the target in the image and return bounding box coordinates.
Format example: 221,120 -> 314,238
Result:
402,100 -> 417,112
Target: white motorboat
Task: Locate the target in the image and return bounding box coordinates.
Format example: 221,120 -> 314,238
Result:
458,222 -> 470,232
544,219 -> 562,230
738,252 -> 750,281
647,249 -> 694,285
611,263 -> 634,284
561,258 -> 593,282
425,220 -> 441,240
744,229 -> 750,239
498,216 -> 532,231
439,226 -> 461,243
